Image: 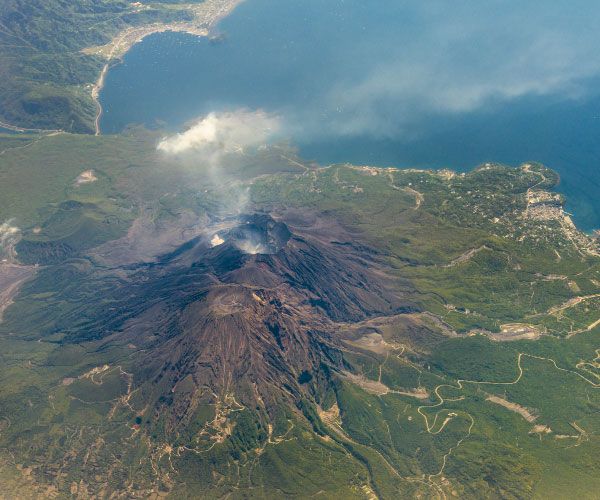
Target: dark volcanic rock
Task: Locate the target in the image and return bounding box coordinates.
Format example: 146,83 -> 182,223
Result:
228,214 -> 292,255
49,211 -> 415,420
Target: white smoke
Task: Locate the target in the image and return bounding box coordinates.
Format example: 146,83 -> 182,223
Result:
157,109 -> 281,155
210,234 -> 225,247
157,110 -> 280,245
0,220 -> 21,261
234,239 -> 267,255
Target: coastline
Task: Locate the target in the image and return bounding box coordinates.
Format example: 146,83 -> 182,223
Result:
90,0 -> 245,135
92,61 -> 113,136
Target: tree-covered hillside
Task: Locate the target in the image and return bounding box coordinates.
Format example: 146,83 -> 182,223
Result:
0,0 -> 205,133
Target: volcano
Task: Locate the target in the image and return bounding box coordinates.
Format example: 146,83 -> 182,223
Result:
79,212 -> 413,408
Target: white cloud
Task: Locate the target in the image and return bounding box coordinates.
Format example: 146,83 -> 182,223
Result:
157,111 -> 271,224
157,109 -> 281,155
0,220 -> 21,261
283,0 -> 600,140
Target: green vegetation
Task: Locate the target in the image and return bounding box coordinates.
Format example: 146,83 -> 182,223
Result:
1,131 -> 600,498
0,0 -> 206,132
252,162 -> 597,337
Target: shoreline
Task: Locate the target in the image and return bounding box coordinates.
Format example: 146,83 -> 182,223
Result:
90,0 -> 245,136
92,61 -> 112,136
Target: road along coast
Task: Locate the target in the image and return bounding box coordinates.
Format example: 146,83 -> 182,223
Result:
88,0 -> 245,135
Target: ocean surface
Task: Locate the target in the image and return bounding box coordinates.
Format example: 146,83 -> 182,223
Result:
98,0 -> 600,231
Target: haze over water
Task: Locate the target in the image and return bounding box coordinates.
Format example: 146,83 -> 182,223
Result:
99,0 -> 600,231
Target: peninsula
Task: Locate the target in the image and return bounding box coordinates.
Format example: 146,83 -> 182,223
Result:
0,0 -> 245,134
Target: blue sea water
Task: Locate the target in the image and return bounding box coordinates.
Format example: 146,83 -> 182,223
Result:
99,0 -> 600,231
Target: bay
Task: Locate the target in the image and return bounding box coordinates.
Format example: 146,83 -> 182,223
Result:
98,0 -> 600,231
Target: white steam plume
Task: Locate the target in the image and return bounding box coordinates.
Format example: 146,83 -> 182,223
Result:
0,220 -> 21,261
157,109 -> 281,155
157,109 -> 281,244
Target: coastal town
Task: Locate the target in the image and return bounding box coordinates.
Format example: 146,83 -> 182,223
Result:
85,0 -> 245,134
